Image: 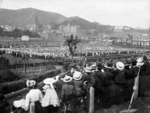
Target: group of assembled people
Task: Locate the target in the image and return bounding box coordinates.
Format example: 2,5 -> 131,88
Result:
11,55 -> 150,113
11,65 -> 91,113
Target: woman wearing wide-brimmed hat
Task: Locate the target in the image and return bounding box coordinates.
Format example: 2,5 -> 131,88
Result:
24,80 -> 43,113
42,78 -> 60,113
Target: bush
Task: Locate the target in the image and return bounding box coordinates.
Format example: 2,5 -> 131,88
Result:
0,70 -> 20,83
1,69 -> 61,94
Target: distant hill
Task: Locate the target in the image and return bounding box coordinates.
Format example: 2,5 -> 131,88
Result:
0,8 -> 113,33
59,16 -> 113,33
0,8 -> 66,27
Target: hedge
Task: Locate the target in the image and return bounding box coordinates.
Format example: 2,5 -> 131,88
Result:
0,69 -> 61,94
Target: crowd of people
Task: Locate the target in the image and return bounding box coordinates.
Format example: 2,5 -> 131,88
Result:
1,54 -> 149,113
1,44 -> 149,60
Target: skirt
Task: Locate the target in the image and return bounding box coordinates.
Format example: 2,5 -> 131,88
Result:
30,101 -> 42,113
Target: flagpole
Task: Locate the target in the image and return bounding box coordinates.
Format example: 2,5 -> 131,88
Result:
127,66 -> 141,112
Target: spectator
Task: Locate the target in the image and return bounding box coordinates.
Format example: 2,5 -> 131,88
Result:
24,80 -> 43,113
42,78 -> 60,113
61,75 -> 76,112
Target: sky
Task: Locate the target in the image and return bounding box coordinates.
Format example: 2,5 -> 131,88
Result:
0,0 -> 150,28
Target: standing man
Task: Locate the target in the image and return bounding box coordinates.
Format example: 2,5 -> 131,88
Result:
61,75 -> 75,112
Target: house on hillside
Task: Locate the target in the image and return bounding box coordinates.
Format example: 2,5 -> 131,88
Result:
26,24 -> 37,31
113,26 -> 133,32
1,25 -> 14,31
113,26 -> 124,32
59,23 -> 80,35
132,34 -> 150,48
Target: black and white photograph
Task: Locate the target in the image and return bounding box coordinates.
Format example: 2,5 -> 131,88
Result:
0,0 -> 150,113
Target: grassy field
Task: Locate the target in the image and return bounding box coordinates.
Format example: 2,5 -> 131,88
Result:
11,66 -> 52,77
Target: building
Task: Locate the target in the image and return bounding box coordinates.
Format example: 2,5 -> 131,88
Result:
1,25 -> 14,31
113,26 -> 133,33
26,24 -> 37,31
132,34 -> 150,48
59,23 -> 79,35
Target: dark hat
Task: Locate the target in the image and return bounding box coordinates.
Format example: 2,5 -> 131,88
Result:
97,63 -> 103,70
69,63 -> 77,69
131,60 -> 137,66
143,55 -> 148,61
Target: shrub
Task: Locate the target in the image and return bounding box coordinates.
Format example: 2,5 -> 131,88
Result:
0,70 -> 20,83
1,69 -> 61,94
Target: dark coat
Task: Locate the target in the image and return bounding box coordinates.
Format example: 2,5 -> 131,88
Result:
91,70 -> 107,92
54,80 -> 65,99
61,83 -> 75,100
113,69 -> 127,85
73,79 -> 84,96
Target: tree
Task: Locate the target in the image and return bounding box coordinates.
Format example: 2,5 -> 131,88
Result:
13,28 -> 23,38
64,34 -> 80,62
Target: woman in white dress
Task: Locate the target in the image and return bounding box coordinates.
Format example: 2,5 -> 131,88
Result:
24,80 -> 43,113
42,78 -> 60,113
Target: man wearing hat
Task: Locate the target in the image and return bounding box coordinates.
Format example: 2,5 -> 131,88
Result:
73,71 -> 85,97
90,63 -> 109,107
61,75 -> 75,112
113,62 -> 128,104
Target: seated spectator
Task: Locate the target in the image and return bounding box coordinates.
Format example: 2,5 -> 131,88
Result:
12,99 -> 26,113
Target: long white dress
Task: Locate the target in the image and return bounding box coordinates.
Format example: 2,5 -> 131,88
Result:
42,88 -> 60,107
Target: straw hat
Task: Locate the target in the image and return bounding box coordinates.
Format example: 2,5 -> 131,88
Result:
84,66 -> 92,73
116,62 -> 125,70
73,71 -> 82,80
43,78 -> 56,89
90,62 -> 97,70
26,80 -> 36,87
43,78 -> 56,85
63,75 -> 73,82
136,57 -> 144,67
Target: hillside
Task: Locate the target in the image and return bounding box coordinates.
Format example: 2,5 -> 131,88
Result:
0,8 -> 112,33
59,16 -> 113,33
0,8 -> 66,27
